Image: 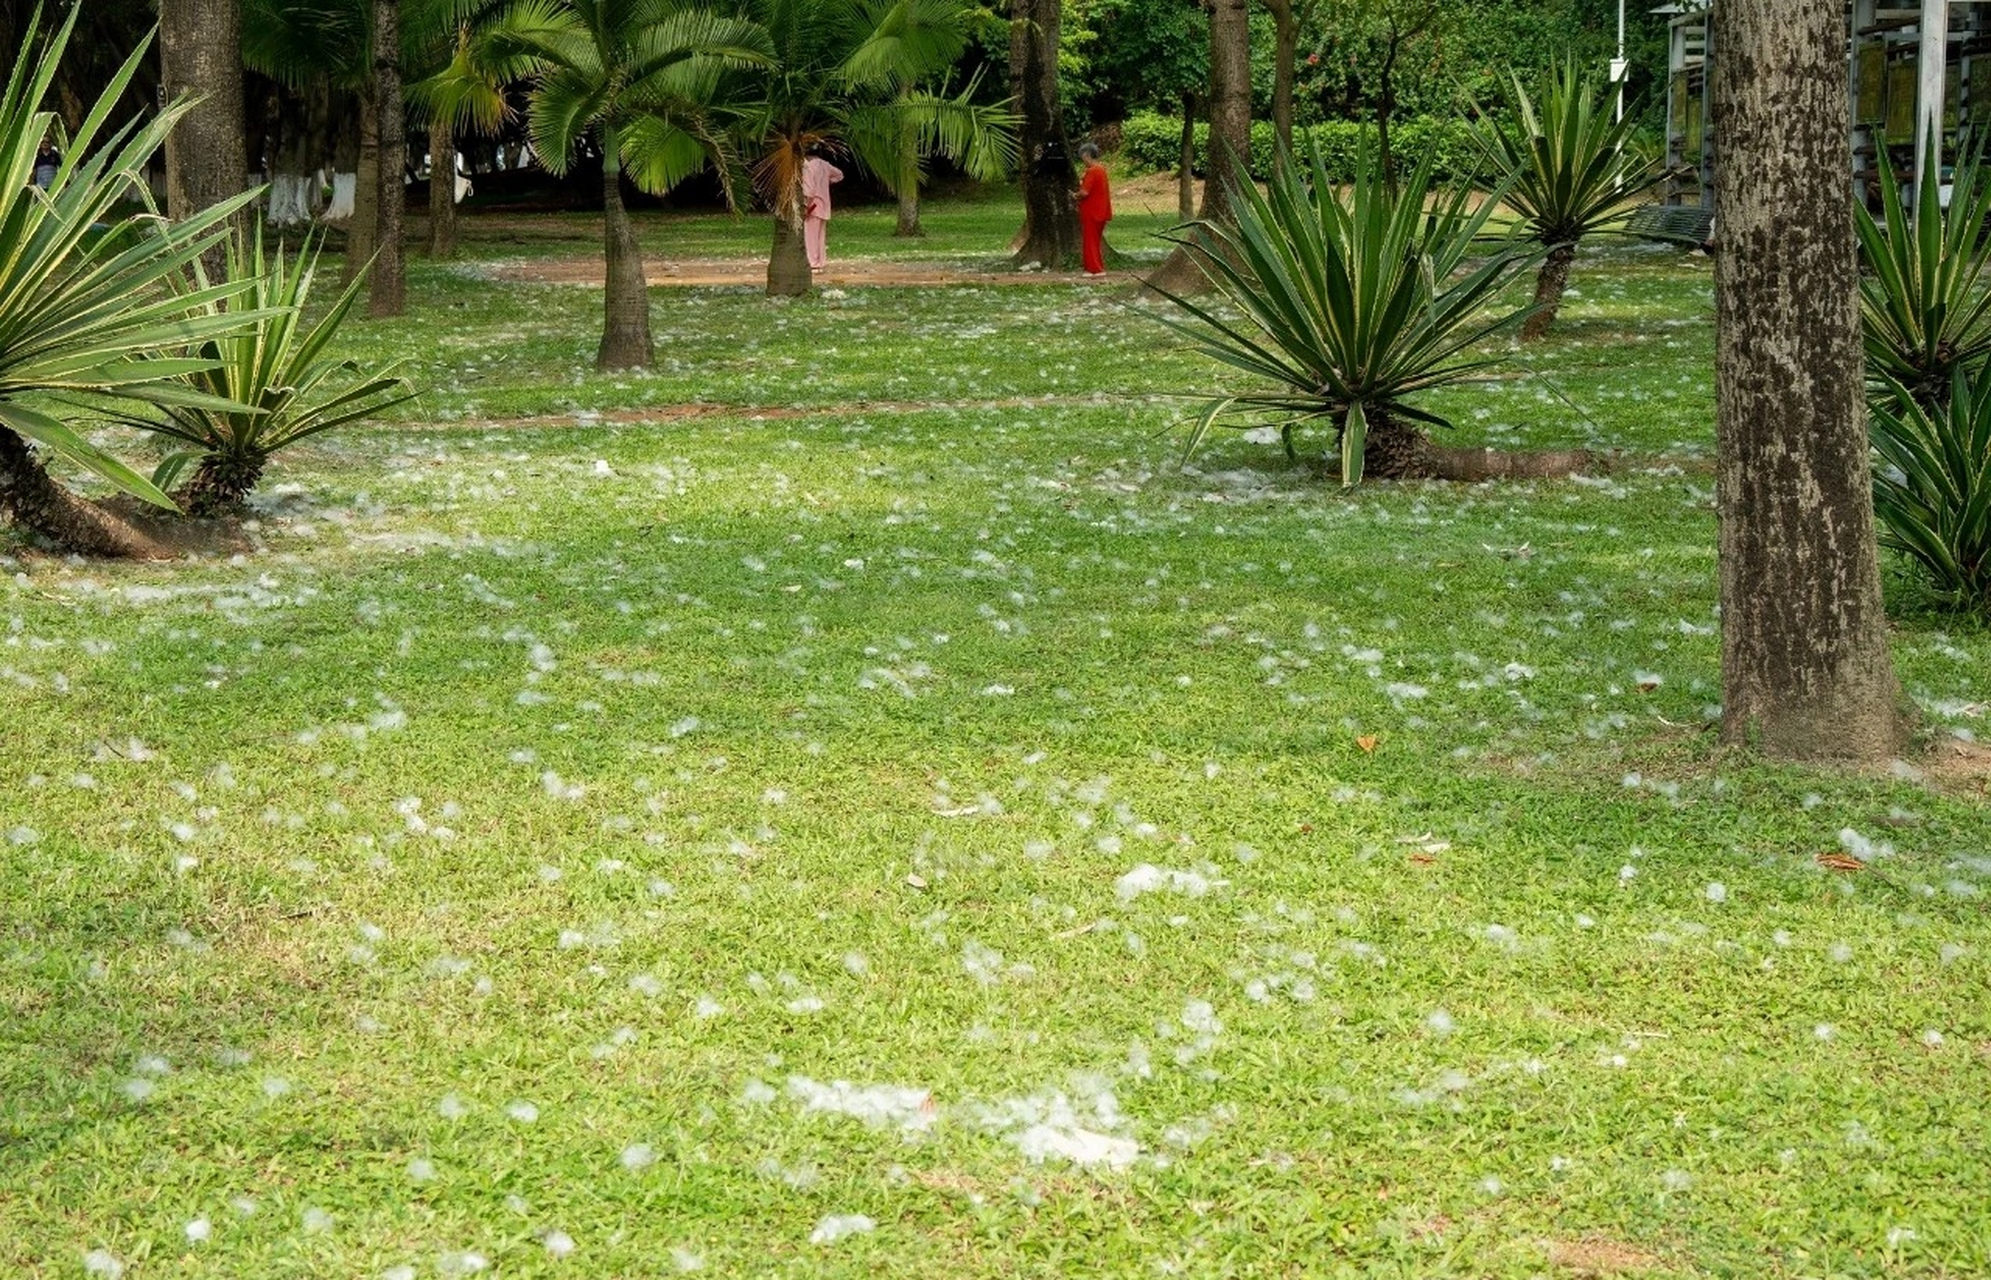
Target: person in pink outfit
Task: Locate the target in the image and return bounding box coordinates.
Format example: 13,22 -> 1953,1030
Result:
801,148 -> 844,271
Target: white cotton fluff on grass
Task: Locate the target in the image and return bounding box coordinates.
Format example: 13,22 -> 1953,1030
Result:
788,1077 -> 936,1133
1017,1124 -> 1141,1170
809,1214 -> 875,1245
1115,864 -> 1223,902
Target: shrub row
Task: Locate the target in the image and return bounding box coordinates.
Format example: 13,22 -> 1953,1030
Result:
1116,112 -> 1485,183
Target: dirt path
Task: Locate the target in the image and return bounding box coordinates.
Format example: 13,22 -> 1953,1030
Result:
481,256 -> 1137,288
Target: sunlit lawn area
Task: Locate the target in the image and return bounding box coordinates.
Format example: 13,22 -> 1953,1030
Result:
4,189 -> 1990,1278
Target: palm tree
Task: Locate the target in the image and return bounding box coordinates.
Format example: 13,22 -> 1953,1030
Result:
409,0 -> 531,259
1470,59 -> 1672,341
725,0 -> 1017,295
485,0 -> 772,368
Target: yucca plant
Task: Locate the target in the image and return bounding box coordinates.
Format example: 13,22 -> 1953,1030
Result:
0,8 -> 265,553
1159,137 -> 1539,487
1871,370 -> 1991,607
116,229 -> 415,516
1471,59 -> 1671,341
1854,143 -> 1991,411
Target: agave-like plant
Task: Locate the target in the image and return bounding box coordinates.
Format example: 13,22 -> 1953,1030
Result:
1159,137 -> 1539,486
1854,144 -> 1991,411
1471,59 -> 1671,341
115,230 -> 415,516
0,8 -> 265,552
1871,369 -> 1991,607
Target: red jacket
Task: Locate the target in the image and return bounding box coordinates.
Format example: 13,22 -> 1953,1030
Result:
1078,162 -> 1112,222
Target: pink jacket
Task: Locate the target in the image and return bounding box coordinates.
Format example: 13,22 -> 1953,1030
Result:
802,156 -> 843,220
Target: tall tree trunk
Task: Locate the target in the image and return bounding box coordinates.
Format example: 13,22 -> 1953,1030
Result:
1010,0 -> 1081,268
1267,0 -> 1296,152
599,132 -> 655,368
158,0 -> 247,277
1178,90 -> 1197,221
768,208 -> 812,296
1147,0 -> 1249,293
0,431 -> 168,559
344,85 -> 379,289
428,113 -> 458,259
895,185 -> 924,237
1712,0 -> 1905,761
1521,241 -> 1576,341
369,0 -> 407,318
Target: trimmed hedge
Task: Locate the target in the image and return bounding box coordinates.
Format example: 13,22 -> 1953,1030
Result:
1118,111 -> 1485,184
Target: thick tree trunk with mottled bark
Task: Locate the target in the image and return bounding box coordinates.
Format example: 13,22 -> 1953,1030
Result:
1147,0 -> 1248,293
1266,0 -> 1296,151
0,431 -> 169,558
1712,0 -> 1905,761
599,137 -> 655,368
1521,241 -> 1576,341
1010,0 -> 1081,268
428,113 -> 458,259
159,0 -> 247,277
369,0 -> 407,318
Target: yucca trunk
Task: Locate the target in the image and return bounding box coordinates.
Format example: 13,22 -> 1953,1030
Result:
598,132 -> 654,369
179,452 -> 266,517
1359,410 -> 1432,480
0,429 -> 167,558
767,209 -> 812,296
1521,241 -> 1577,341
428,113 -> 457,259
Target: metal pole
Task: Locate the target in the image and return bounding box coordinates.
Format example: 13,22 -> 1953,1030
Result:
1613,0 -> 1628,122
1915,0 -> 1948,189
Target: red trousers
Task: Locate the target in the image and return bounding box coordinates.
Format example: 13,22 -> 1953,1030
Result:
1081,215 -> 1109,274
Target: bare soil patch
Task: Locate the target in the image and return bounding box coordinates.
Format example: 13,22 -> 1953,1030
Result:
1542,1234 -> 1668,1276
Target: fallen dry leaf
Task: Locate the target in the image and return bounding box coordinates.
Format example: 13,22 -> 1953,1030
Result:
1356,734 -> 1379,754
1409,853 -> 1437,866
1815,852 -> 1866,873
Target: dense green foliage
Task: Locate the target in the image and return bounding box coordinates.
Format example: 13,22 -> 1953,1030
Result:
1118,109 -> 1480,181
1161,140 -> 1536,485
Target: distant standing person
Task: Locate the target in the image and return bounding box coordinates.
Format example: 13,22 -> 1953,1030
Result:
801,147 -> 844,272
33,141 -> 58,189
1075,142 -> 1112,276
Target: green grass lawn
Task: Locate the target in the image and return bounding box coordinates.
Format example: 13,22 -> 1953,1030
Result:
4,192 -> 1990,1278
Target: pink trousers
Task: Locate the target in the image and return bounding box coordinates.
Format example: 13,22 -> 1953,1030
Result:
805,216 -> 829,270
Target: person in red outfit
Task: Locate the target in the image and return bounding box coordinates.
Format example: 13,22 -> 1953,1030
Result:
1074,142 -> 1112,276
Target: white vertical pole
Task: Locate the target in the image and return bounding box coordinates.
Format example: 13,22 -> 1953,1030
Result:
1613,0 -> 1628,122
1915,0 -> 1949,188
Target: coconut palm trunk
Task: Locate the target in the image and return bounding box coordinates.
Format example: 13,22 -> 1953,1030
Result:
345,85 -> 379,288
598,131 -> 654,369
159,0 -> 248,277
428,113 -> 458,258
768,201 -> 812,295
1521,241 -> 1576,341
895,186 -> 923,237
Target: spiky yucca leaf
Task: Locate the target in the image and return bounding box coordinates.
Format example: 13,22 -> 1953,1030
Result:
111,228 -> 413,511
1871,370 -> 1991,606
1158,136 -> 1539,486
1472,59 -> 1669,249
1855,144 -> 1991,410
0,7 -> 267,510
